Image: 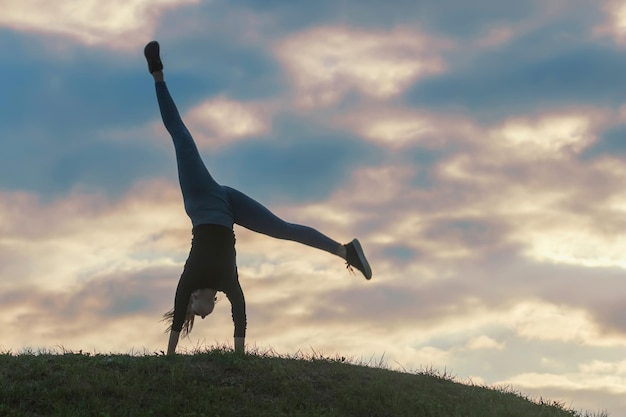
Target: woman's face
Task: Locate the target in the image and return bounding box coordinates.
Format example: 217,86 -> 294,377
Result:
191,288 -> 217,318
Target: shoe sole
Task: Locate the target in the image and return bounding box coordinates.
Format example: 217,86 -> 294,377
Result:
351,239 -> 372,280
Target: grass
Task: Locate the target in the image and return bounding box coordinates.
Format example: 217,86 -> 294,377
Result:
0,346 -> 607,417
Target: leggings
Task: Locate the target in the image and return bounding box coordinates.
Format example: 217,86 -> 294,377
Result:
155,81 -> 341,255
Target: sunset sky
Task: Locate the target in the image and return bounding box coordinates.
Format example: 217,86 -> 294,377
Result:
2,0 -> 626,414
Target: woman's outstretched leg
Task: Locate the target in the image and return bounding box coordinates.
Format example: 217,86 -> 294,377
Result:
224,186 -> 372,279
145,41 -> 233,228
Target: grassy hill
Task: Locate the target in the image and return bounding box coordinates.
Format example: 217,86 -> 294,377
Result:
0,347 -> 605,417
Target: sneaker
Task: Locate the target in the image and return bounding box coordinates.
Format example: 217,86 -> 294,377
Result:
345,239 -> 372,280
143,41 -> 163,74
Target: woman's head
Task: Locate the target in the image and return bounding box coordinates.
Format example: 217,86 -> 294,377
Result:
191,288 -> 217,318
162,288 -> 218,337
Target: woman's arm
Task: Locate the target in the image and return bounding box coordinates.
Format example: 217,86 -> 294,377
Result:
225,270 -> 247,352
167,330 -> 180,355
234,337 -> 245,353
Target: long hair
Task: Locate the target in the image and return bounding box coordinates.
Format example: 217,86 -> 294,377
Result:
162,295 -> 195,337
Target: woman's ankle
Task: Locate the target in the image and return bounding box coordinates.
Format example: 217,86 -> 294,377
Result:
152,71 -> 164,82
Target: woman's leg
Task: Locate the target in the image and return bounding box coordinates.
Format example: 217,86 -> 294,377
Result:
224,186 -> 372,279
224,186 -> 341,255
146,42 -> 232,228
154,81 -> 219,193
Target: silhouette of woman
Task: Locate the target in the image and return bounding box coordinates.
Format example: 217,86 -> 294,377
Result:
144,41 -> 372,355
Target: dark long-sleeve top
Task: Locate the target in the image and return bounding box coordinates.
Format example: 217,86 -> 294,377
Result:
172,224 -> 246,337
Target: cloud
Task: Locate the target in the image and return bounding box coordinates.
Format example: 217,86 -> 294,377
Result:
185,96 -> 273,149
407,20 -> 626,122
585,122 -> 626,159
580,359 -> 626,375
595,0 -> 626,45
473,26 -> 515,48
493,113 -> 596,157
0,0 -> 198,49
427,106 -> 626,269
0,180 -> 219,352
496,370 -> 626,395
209,124 -> 380,204
510,301 -> 624,346
465,335 -> 506,351
275,25 -> 446,108
0,180 -> 189,292
0,163 -> 389,353
330,101 -> 626,273
335,106 -> 479,149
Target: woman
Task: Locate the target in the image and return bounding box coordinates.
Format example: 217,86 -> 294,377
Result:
144,41 -> 372,355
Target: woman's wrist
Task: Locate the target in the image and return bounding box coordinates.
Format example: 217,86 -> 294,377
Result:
234,337 -> 245,353
167,330 -> 180,355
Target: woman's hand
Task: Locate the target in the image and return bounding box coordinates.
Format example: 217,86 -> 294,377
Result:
167,330 -> 180,355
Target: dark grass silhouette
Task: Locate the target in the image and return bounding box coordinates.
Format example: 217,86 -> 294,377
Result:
0,346 -> 607,417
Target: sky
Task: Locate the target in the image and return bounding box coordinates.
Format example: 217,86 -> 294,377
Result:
1,0 -> 626,414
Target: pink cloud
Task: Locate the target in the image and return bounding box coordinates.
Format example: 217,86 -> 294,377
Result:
274,25 -> 447,108
0,0 -> 198,50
